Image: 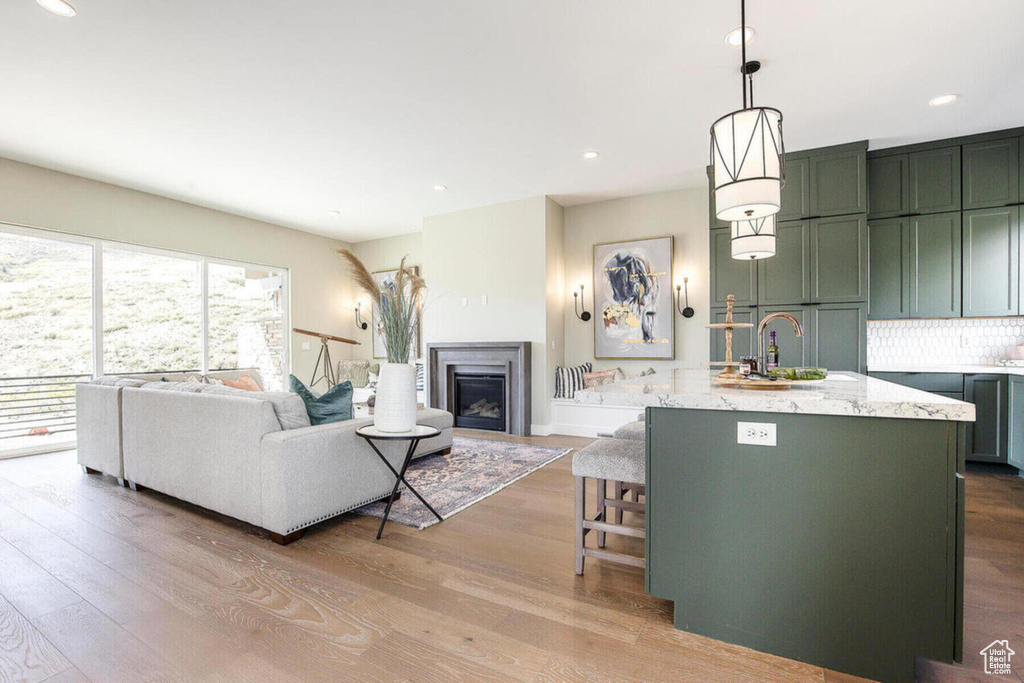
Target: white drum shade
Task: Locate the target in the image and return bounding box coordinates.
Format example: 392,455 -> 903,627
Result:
731,213 -> 777,260
711,107 -> 784,222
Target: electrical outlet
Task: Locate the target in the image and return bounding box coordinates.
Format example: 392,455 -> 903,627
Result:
737,421 -> 777,446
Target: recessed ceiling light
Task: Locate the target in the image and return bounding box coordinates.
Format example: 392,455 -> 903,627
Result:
35,0 -> 76,17
581,151 -> 600,160
328,210 -> 341,215
724,26 -> 754,47
433,184 -> 447,192
929,93 -> 959,107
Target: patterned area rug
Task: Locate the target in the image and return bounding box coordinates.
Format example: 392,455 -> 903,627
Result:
354,436 -> 571,529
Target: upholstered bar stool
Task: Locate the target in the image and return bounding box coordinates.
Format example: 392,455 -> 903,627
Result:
609,419 -> 647,521
573,438 -> 646,574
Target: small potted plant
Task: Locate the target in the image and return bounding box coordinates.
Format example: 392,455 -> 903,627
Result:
336,249 -> 424,432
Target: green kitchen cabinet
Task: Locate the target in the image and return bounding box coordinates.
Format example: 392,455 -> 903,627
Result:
909,212 -> 962,318
710,228 -> 758,307
964,374 -> 1008,464
1020,137 -> 1024,209
810,215 -> 868,303
963,138 -> 1019,210
779,156 -> 810,221
810,303 -> 867,373
1007,376 -> 1024,471
868,218 -> 909,319
710,307 -> 756,362
962,207 -> 1019,317
757,305 -> 812,367
757,220 -> 809,305
868,154 -> 910,218
810,147 -> 867,217
908,147 -> 961,214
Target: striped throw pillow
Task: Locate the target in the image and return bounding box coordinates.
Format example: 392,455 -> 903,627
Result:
554,363 -> 592,399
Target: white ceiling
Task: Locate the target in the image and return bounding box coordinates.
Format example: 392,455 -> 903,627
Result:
1,1 -> 1022,243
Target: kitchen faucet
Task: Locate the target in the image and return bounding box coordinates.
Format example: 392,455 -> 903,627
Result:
756,312 -> 804,374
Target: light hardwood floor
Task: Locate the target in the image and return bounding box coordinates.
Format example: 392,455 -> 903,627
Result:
0,430 -> 1020,683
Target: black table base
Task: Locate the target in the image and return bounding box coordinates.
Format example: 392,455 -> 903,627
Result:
360,435 -> 443,539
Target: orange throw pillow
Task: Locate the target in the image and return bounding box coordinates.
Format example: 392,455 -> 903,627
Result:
220,373 -> 261,392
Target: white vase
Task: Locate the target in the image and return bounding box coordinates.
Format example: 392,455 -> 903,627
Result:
374,363 -> 418,432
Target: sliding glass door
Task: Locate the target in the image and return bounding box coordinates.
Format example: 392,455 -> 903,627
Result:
0,229 -> 94,455
0,223 -> 289,457
103,246 -> 203,374
207,262 -> 285,390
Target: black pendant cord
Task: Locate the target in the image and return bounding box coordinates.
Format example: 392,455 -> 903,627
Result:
740,0 -> 747,109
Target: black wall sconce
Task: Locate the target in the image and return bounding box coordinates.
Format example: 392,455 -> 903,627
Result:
675,278 -> 695,318
354,302 -> 368,330
573,284 -> 592,321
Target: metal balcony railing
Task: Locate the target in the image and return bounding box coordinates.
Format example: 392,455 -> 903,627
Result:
0,374 -> 89,442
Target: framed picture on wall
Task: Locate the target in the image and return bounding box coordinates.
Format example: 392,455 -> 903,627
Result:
592,236 -> 674,360
372,266 -> 421,360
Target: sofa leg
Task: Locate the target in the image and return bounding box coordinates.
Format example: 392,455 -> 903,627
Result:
82,466 -> 100,475
117,478 -> 127,488
127,481 -> 144,492
439,447 -> 452,456
269,529 -> 306,545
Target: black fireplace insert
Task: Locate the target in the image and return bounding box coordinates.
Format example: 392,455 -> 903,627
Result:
453,374 -> 506,431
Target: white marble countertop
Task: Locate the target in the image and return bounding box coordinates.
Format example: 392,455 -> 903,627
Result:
869,363 -> 1024,376
575,369 -> 975,422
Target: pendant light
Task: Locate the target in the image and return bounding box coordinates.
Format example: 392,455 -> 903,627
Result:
710,0 -> 785,257
731,213 -> 777,260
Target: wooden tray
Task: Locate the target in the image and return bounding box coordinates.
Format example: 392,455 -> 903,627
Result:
712,375 -> 793,390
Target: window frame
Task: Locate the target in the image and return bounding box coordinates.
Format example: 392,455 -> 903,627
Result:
0,221 -> 291,381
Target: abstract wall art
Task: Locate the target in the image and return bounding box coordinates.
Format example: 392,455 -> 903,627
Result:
592,236 -> 674,359
372,266 -> 421,360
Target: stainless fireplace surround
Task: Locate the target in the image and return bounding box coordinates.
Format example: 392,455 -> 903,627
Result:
427,342 -> 531,436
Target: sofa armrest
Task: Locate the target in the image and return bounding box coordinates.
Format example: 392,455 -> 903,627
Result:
75,383 -> 124,478
259,413 -> 453,536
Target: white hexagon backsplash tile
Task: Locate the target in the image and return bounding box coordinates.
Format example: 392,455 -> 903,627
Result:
867,317 -> 1024,367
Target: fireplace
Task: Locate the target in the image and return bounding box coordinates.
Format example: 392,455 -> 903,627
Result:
427,342 -> 531,436
453,374 -> 506,431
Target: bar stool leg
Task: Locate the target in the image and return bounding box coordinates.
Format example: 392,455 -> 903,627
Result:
613,481 -> 624,524
596,478 -> 606,548
574,475 -> 585,575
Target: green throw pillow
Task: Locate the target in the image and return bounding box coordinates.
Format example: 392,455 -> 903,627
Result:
336,360 -> 370,388
289,375 -> 353,425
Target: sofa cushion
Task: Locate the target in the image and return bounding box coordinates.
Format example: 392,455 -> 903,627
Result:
202,385 -> 311,430
141,381 -> 207,392
336,360 -> 372,388
414,407 -> 455,431
220,373 -> 261,392
554,363 -> 592,399
289,375 -> 353,425
206,369 -> 265,391
90,376 -> 148,388
583,368 -> 624,388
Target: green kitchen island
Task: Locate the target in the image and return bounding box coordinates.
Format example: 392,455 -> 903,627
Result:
575,370 -> 975,683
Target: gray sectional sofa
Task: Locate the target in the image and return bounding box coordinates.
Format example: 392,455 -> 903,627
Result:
76,370 -> 454,543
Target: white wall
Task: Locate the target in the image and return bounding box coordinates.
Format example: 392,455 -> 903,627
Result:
421,196 -> 557,429
0,157 -> 354,382
544,197 -> 566,419
562,187 -> 710,375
